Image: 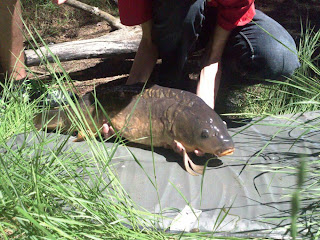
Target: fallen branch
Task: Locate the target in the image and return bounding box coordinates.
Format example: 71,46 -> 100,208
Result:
65,0 -> 124,30
25,27 -> 141,66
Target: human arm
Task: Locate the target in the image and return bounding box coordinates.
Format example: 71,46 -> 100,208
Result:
196,25 -> 230,109
126,20 -> 159,85
0,0 -> 26,81
197,0 -> 255,109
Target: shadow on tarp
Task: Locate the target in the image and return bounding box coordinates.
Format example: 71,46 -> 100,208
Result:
3,111 -> 320,239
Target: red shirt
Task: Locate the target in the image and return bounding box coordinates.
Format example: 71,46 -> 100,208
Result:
118,0 -> 256,31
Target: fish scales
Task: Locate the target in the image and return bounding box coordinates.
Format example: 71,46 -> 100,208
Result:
98,85 -> 181,146
34,83 -> 235,174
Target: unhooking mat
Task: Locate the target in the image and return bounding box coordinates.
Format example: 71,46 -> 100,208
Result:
6,111 -> 320,238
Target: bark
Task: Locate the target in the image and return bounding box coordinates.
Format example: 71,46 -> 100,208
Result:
25,27 -> 141,66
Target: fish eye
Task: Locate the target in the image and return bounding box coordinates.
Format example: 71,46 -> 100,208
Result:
201,129 -> 210,139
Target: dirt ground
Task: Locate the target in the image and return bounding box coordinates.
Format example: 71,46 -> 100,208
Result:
14,1 -> 320,100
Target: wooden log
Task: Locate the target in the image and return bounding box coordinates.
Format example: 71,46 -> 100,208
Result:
25,27 -> 141,66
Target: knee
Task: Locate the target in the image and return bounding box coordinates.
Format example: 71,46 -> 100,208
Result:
250,11 -> 300,79
224,10 -> 301,80
254,35 -> 300,79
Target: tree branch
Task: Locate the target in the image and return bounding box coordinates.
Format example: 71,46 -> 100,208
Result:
65,0 -> 124,30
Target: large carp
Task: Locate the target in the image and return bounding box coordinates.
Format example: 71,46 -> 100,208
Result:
34,83 -> 234,175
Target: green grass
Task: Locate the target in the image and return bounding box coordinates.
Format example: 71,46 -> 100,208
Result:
1,11 -> 320,240
0,23 -> 239,239
227,22 -> 320,236
245,115 -> 320,240
0,61 -> 167,239
0,134 -> 165,238
21,0 -> 118,43
0,68 -> 241,240
264,24 -> 320,114
222,24 -> 320,117
3,75 -> 320,239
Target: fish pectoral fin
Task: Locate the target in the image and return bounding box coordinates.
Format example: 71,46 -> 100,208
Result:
74,131 -> 86,142
182,149 -> 204,176
73,130 -> 98,142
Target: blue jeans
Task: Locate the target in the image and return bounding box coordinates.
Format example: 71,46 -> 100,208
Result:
152,0 -> 300,88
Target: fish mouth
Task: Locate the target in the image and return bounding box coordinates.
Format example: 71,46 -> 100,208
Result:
217,148 -> 235,157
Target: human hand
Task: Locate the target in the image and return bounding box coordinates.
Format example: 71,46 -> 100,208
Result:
51,0 -> 68,4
